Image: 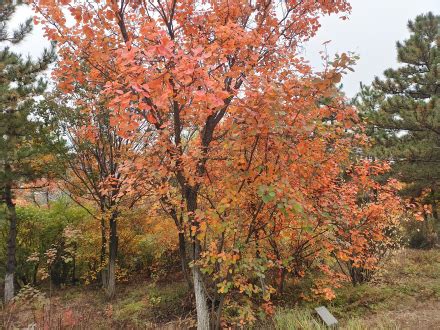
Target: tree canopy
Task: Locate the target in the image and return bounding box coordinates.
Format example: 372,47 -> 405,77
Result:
357,13 -> 440,209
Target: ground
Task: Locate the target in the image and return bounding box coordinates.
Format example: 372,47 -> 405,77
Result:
334,249 -> 440,329
1,249 -> 440,329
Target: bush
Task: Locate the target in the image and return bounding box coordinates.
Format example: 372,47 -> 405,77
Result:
404,216 -> 439,249
0,199 -> 91,288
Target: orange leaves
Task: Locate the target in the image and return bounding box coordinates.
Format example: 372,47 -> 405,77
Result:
104,9 -> 115,21
156,38 -> 174,57
337,251 -> 350,262
313,287 -> 336,301
146,112 -> 158,125
69,7 -> 82,22
327,160 -> 403,282
83,25 -> 94,38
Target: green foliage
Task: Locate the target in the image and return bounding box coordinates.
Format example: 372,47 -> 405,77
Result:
404,216 -> 439,249
112,281 -> 190,325
0,200 -> 91,286
0,2 -> 32,44
0,2 -> 62,199
356,13 -> 440,205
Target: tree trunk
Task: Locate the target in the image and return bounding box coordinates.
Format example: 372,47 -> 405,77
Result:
100,215 -> 107,288
193,241 -> 210,330
185,187 -> 210,330
186,187 -> 210,329
33,264 -> 38,286
278,268 -> 287,294
214,295 -> 225,330
179,232 -> 192,289
432,200 -> 439,223
4,179 -> 17,304
72,242 -> 77,284
106,211 -> 118,299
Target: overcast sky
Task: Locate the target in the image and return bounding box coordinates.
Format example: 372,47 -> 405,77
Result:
305,0 -> 439,97
6,0 -> 440,98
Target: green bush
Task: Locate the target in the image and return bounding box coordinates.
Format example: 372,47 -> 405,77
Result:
0,199 -> 91,288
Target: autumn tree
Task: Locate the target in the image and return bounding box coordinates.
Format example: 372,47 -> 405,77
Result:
0,2 -> 60,303
33,0 -> 365,326
45,88 -> 150,298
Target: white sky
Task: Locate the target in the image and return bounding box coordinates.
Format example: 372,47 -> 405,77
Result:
305,0 -> 439,97
5,1 -> 440,98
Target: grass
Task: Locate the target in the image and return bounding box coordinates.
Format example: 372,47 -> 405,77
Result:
313,249 -> 440,328
3,248 -> 440,328
262,248 -> 440,329
271,308 -> 398,330
273,308 -> 326,329
331,249 -> 440,312
114,281 -> 191,323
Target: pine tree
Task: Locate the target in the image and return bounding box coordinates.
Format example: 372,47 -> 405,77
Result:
0,2 -> 58,303
356,13 -> 440,219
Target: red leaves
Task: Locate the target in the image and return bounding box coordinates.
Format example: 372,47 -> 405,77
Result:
146,111 -> 158,125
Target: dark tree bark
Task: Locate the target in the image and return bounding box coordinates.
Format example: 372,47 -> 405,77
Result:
100,214 -> 108,288
106,211 -> 118,299
4,169 -> 17,304
179,231 -> 192,290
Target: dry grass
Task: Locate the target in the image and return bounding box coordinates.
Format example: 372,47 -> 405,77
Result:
2,248 -> 439,329
265,249 -> 440,329
1,280 -> 193,329
329,248 -> 440,328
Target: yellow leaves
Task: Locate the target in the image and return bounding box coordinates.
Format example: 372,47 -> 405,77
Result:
217,281 -> 232,294
314,287 -> 336,301
337,251 -> 350,262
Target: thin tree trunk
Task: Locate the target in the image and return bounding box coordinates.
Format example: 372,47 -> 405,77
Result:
106,211 -> 118,299
45,189 -> 50,208
432,200 -> 439,223
33,263 -> 38,286
72,242 -> 77,284
179,232 -> 192,289
186,188 -> 210,329
4,179 -> 17,304
193,241 -> 210,330
214,295 -> 225,330
100,215 -> 108,288
278,268 -> 287,294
